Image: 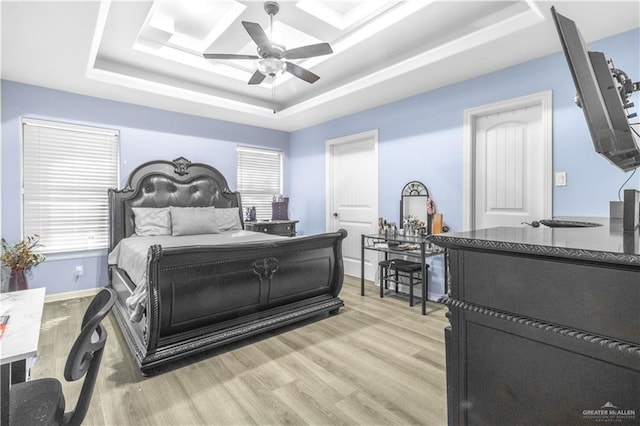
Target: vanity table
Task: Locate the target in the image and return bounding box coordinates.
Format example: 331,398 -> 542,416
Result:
429,221 -> 640,425
361,233 -> 446,315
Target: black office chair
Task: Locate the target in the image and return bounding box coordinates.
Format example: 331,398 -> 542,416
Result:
9,288 -> 116,426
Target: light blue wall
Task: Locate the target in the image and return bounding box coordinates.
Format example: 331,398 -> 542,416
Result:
289,28 -> 640,236
1,81 -> 289,295
2,28 -> 638,295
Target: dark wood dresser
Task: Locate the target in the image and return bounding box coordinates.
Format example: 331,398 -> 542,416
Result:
245,220 -> 298,237
429,220 -> 640,425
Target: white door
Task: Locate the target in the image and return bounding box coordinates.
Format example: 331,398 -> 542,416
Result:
464,92 -> 552,230
327,130 -> 378,280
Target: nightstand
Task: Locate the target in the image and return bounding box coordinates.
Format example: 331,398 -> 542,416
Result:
245,220 -> 298,237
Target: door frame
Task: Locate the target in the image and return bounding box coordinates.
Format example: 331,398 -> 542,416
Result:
326,129 -> 379,279
325,129 -> 379,232
462,91 -> 553,231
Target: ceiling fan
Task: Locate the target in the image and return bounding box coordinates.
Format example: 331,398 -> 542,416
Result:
203,1 -> 333,85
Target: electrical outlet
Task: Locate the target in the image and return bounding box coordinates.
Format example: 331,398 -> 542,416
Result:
75,265 -> 84,277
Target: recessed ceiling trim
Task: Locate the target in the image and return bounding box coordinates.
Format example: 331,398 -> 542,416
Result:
186,1 -> 246,52
132,41 -> 257,84
295,0 -> 398,30
86,0 -> 112,77
87,1 -> 545,124
51,0 -> 631,132
277,7 -> 546,118
524,0 -> 544,19
142,0 -> 246,53
290,0 -> 435,77
254,0 -> 435,89
86,65 -> 274,117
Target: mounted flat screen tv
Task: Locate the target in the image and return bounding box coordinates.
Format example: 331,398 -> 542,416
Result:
551,6 -> 640,172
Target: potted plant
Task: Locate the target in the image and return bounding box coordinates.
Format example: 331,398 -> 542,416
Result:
1,234 -> 46,292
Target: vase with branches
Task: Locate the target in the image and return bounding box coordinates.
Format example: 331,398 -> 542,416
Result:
1,234 -> 46,291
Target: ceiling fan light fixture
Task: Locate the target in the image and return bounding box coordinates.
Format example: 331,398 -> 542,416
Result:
202,1 -> 332,84
257,57 -> 286,76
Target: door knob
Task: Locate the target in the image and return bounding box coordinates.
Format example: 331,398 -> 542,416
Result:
333,212 -> 339,218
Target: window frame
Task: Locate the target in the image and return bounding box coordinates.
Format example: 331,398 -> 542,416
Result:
236,146 -> 283,221
20,117 -> 120,256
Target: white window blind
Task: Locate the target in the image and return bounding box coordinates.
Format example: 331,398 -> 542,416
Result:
237,146 -> 282,221
21,118 -> 119,253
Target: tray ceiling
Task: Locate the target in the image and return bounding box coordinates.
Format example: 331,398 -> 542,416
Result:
2,1 -> 639,131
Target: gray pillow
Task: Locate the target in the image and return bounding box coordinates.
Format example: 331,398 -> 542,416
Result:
214,207 -> 243,231
170,206 -> 219,236
132,207 -> 171,236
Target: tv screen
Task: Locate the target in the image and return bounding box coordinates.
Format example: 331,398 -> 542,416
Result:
551,6 -> 640,172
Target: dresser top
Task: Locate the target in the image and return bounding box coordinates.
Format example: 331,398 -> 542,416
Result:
428,217 -> 640,266
245,220 -> 298,225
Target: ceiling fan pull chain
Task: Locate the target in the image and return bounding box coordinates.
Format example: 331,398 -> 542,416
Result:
272,76 -> 277,114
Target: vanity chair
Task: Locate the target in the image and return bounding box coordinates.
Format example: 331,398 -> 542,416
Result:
379,258 -> 428,312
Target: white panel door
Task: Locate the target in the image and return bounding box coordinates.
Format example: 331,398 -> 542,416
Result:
327,130 -> 378,280
474,105 -> 545,229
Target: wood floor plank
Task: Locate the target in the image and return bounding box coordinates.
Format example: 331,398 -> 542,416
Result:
272,379 -> 353,426
333,390 -> 409,425
237,372 -> 307,425
27,275 -> 448,425
262,339 -> 358,398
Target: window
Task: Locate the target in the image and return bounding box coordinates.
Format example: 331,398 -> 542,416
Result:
21,118 -> 119,254
237,146 -> 282,221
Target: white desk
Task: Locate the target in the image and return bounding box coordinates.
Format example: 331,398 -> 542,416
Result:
0,287 -> 46,426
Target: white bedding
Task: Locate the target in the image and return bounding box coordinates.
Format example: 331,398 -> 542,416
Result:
108,230 -> 285,322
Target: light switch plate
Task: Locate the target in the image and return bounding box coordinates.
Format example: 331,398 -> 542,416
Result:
555,172 -> 567,186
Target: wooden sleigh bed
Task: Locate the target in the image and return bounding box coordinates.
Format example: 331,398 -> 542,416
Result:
108,157 -> 346,375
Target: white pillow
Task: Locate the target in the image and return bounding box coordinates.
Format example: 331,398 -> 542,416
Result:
132,207 -> 171,236
170,206 -> 219,236
214,208 -> 243,231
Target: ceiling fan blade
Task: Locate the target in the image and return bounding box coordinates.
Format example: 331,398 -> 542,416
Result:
283,43 -> 333,60
285,62 -> 320,84
242,21 -> 273,56
203,53 -> 259,60
248,70 -> 266,85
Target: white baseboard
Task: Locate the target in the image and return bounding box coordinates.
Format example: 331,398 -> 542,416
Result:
44,287 -> 101,304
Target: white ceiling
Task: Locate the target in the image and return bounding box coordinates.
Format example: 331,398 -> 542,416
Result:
1,1 -> 639,132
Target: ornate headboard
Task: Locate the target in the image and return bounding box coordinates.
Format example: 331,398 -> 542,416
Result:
108,157 -> 243,250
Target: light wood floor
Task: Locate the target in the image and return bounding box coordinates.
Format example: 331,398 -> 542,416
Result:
32,276 -> 449,425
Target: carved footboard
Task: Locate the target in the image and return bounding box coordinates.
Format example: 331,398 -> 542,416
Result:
110,229 -> 346,375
